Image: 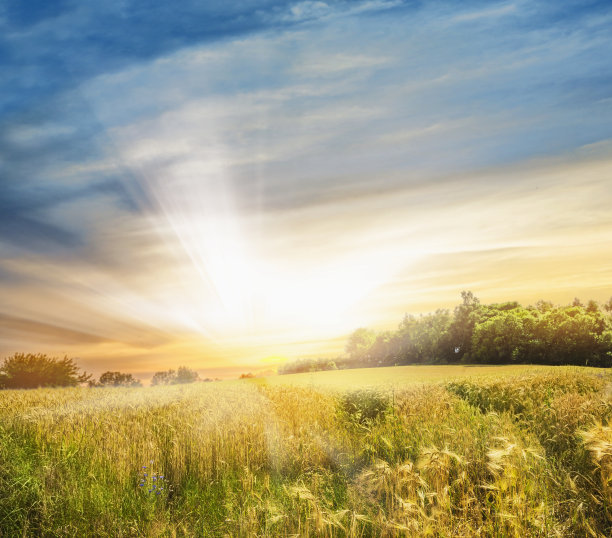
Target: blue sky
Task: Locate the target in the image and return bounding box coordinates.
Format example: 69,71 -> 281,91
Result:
1,0 -> 612,378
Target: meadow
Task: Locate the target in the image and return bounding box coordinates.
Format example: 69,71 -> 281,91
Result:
1,365 -> 612,536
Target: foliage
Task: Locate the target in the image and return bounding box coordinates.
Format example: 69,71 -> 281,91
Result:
0,353 -> 91,389
278,357 -> 342,375
278,294 -> 612,375
345,328 -> 377,363
151,366 -> 199,385
339,292 -> 612,370
91,371 -> 142,387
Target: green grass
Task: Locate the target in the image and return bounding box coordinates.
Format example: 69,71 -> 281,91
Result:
1,365 -> 611,536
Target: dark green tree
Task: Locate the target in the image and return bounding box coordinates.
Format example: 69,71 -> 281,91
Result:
538,306 -> 609,366
471,309 -> 531,364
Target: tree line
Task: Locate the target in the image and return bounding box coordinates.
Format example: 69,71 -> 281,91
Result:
280,292 -> 612,374
0,353 -> 203,390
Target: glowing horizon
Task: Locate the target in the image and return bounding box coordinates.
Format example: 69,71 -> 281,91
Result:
1,1 -> 612,381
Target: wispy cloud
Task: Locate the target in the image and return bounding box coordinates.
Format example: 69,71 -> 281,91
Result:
452,2 -> 518,23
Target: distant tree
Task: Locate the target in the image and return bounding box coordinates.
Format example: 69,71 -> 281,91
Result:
337,292 -> 612,369
239,372 -> 254,379
447,291 -> 482,362
535,305 -> 609,366
278,356 -> 345,375
535,300 -> 554,313
151,369 -> 176,386
586,300 -> 600,313
369,331 -> 396,366
471,309 -> 531,364
175,366 -> 199,384
397,310 -> 452,364
345,328 -> 377,364
0,353 -> 91,389
151,367 -> 199,385
93,371 -> 142,388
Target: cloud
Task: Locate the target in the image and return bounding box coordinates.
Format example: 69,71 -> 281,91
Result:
1,0 -> 612,372
0,1 -> 287,112
452,3 -> 518,23
276,1 -> 331,22
0,314 -> 116,346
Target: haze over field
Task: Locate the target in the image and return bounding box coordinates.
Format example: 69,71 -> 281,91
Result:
1,0 -> 612,379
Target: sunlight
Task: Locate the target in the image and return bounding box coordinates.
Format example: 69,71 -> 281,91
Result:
138,140 -> 419,342
260,355 -> 289,365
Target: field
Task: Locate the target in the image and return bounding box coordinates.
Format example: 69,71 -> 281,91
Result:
264,364 -> 564,390
1,365 -> 612,536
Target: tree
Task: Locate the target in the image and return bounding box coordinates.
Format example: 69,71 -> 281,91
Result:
586,300 -> 600,314
151,366 -> 199,385
151,369 -> 176,386
447,291 -> 482,362
539,306 -> 609,366
369,331 -> 396,366
397,310 -> 453,364
535,300 -> 554,313
471,309 -> 530,364
345,328 -> 376,364
0,353 -> 91,389
175,366 -> 199,384
337,293 -> 612,369
93,371 -> 142,387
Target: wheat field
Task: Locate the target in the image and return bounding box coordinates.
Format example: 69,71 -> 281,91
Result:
1,366 -> 611,536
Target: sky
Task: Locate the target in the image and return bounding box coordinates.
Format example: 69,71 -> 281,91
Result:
1,0 -> 612,381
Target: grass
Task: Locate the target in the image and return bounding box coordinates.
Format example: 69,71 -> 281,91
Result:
0,365 -> 611,536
